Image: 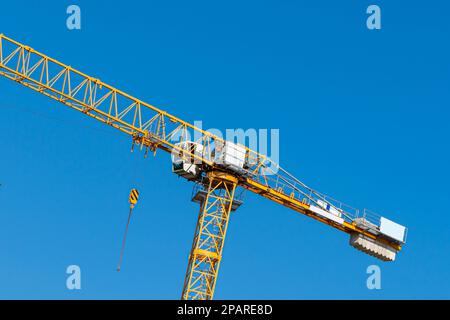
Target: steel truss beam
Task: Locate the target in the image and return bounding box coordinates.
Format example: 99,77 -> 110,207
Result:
182,172 -> 238,300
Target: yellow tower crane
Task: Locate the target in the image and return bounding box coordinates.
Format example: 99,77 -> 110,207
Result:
0,35 -> 407,300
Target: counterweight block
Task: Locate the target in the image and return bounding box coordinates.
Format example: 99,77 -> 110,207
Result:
350,233 -> 398,262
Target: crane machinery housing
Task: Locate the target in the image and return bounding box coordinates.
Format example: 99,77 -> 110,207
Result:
0,34 -> 407,300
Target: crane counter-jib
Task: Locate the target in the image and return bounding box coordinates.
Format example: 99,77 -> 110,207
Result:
0,34 -> 407,299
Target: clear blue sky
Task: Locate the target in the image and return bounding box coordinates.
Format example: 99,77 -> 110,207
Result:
0,0 -> 449,299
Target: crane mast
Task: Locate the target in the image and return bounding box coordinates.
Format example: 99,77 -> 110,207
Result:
0,34 -> 407,300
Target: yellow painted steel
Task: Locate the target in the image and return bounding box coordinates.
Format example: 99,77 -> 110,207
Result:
242,178 -> 401,251
0,35 -> 404,299
182,171 -> 238,300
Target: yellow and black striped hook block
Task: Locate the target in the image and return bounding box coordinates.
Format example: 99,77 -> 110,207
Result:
129,188 -> 140,209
